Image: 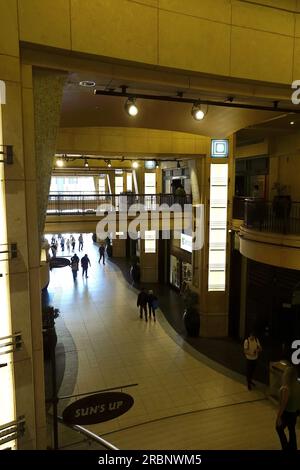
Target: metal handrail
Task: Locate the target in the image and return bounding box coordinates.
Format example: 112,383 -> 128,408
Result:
243,199 -> 300,235
56,416 -> 119,450
47,193 -> 192,215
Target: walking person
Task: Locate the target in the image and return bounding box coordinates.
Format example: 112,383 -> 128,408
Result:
70,253 -> 79,281
243,332 -> 262,390
98,243 -> 106,265
147,290 -> 158,321
81,254 -> 91,278
66,238 -> 70,252
137,287 -> 148,322
70,235 -> 75,252
50,242 -> 57,258
276,364 -> 300,450
78,234 -> 84,251
60,236 -> 65,252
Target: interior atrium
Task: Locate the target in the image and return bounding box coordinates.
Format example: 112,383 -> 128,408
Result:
1,0 -> 300,455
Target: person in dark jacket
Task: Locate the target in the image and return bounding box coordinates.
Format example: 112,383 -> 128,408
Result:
98,243 -> 106,265
70,253 -> 79,281
81,254 -> 91,278
147,290 -> 158,321
137,288 -> 148,322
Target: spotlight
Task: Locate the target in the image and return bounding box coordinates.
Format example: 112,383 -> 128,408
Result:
56,157 -> 64,168
84,158 -> 89,168
191,103 -> 205,121
177,161 -> 181,169
290,121 -> 295,125
132,161 -> 139,169
106,159 -> 112,168
125,98 -> 138,117
155,160 -> 160,169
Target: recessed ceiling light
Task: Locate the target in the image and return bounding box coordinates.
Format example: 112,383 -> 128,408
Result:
79,81 -> 96,87
290,121 -> 295,125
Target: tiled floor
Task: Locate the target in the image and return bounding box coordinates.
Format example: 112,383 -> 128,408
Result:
46,234 -> 294,450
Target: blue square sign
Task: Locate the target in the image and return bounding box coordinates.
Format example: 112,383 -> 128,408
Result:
211,139 -> 229,158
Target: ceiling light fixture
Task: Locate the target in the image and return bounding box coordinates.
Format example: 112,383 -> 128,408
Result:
56,157 -> 65,168
79,80 -> 96,87
155,160 -> 160,169
104,159 -> 112,168
191,102 -> 206,121
290,121 -> 295,125
84,158 -> 89,168
177,161 -> 181,169
125,98 -> 139,117
132,161 -> 139,169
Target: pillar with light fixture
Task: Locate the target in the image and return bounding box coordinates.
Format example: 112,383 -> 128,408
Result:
0,69 -> 47,449
190,136 -> 235,337
0,94 -> 17,450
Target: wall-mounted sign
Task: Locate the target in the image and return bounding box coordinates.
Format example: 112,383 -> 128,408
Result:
180,233 -> 192,253
211,139 -> 229,158
144,160 -> 156,170
62,392 -> 134,425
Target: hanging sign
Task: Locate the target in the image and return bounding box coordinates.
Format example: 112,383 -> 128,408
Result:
62,392 -> 134,425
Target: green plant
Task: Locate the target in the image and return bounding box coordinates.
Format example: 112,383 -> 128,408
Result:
130,255 -> 139,265
183,288 -> 198,309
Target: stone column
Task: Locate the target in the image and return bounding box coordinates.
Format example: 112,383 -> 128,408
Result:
192,137 -> 235,337
32,68 -> 67,241
139,237 -> 158,283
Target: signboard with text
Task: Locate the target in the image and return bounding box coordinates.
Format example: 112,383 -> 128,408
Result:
62,392 -> 134,425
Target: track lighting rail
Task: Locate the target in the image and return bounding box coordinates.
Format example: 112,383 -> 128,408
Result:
94,89 -> 300,114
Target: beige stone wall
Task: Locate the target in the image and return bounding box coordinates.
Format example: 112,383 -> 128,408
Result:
13,0 -> 300,85
57,127 -> 209,156
269,132 -> 300,200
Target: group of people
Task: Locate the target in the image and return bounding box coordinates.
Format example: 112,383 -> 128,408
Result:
70,253 -> 91,280
137,288 -> 158,322
243,332 -> 300,450
50,234 -> 84,257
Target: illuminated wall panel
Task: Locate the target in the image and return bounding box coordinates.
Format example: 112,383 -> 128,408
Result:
208,163 -> 228,291
145,230 -> 156,253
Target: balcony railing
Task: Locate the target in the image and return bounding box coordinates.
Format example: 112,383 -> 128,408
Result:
47,192 -> 192,215
244,198 -> 300,235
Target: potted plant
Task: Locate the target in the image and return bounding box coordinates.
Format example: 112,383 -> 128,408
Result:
42,306 -> 59,360
272,182 -> 291,218
105,236 -> 113,258
182,287 -> 200,337
130,255 -> 140,283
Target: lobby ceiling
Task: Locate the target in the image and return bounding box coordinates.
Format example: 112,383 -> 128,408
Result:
59,72 -> 295,138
